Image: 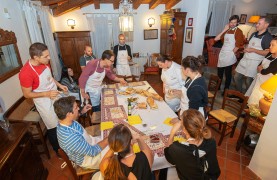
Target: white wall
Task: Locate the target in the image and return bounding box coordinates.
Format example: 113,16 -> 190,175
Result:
174,0 -> 209,57
248,88 -> 277,179
0,0 -> 31,110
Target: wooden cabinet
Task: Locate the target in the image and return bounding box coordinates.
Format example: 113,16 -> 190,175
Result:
0,123 -> 48,179
55,31 -> 91,78
160,12 -> 187,65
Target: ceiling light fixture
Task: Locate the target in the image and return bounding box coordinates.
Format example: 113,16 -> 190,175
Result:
119,0 -> 134,32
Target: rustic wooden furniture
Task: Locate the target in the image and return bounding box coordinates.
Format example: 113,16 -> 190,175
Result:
0,28 -> 23,83
160,12 -> 187,65
58,148 -> 97,180
207,74 -> 221,111
3,96 -> 50,159
205,38 -> 221,67
0,123 -> 48,179
236,109 -> 265,152
207,90 -> 248,146
143,53 -> 160,80
55,31 -> 91,78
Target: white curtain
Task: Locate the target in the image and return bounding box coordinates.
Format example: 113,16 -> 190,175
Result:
22,1 -> 44,43
111,15 -> 120,48
86,15 -> 110,58
39,7 -> 62,80
209,0 -> 232,36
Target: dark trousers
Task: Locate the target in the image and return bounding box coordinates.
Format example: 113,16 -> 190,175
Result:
47,127 -> 60,153
217,64 -> 233,90
92,105 -> 101,112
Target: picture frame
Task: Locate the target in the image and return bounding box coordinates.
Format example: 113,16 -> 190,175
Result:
188,18 -> 193,26
240,14 -> 247,24
144,29 -> 158,40
185,27 -> 193,43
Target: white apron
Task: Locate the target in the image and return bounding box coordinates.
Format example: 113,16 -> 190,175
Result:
85,55 -> 95,65
245,55 -> 276,105
179,74 -> 205,117
29,61 -> 60,129
218,28 -> 237,67
59,122 -> 101,169
161,62 -> 183,112
236,35 -> 265,78
116,45 -> 131,76
85,61 -> 106,106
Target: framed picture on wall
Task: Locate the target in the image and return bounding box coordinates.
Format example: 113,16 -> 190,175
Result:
185,27 -> 193,43
240,14 -> 247,24
188,18 -> 193,26
144,29 -> 158,40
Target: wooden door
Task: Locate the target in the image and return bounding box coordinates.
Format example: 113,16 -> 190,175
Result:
160,14 -> 173,56
172,12 -> 186,65
55,31 -> 91,78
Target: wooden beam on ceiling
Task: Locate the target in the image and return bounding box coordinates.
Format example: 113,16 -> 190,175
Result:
52,0 -> 91,16
94,0 -> 100,9
149,0 -> 163,9
41,0 -> 68,6
165,0 -> 181,10
133,0 -> 143,9
113,0 -> 121,9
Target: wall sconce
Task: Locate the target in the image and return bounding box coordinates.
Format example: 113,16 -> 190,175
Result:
247,15 -> 260,39
148,17 -> 155,27
67,19 -> 75,29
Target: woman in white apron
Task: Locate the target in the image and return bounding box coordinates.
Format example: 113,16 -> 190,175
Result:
246,38 -> 277,105
157,54 -> 183,112
235,34 -> 266,92
116,45 -> 132,76
170,56 -> 208,118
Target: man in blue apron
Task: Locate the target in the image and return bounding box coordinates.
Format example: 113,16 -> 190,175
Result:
234,16 -> 273,93
19,43 -> 68,155
80,45 -> 97,71
214,15 -> 244,95
79,50 -> 127,112
113,34 -> 132,76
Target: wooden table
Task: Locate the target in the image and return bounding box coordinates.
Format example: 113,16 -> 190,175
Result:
100,81 -> 178,170
236,109 -> 265,152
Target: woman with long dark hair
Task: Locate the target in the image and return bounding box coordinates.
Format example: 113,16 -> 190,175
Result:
60,67 -> 79,93
165,109 -> 220,179
100,124 -> 153,180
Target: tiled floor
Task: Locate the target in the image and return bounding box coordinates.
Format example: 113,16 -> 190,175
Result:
41,68 -> 260,180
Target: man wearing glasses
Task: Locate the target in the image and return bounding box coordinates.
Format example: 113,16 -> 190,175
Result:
113,34 -> 132,76
79,50 -> 127,112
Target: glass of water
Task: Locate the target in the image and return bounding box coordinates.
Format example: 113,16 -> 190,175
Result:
0,119 -> 10,131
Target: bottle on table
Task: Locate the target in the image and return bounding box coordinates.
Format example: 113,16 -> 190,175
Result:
128,101 -> 132,116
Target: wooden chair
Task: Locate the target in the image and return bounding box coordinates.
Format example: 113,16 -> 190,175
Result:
207,90 -> 248,146
236,109 -> 265,152
58,149 -> 97,180
3,96 -> 50,159
143,53 -> 160,80
207,74 -> 221,111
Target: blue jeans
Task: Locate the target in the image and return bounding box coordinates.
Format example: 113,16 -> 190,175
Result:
234,72 -> 254,93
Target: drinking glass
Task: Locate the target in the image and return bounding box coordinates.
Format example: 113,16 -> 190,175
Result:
0,119 -> 10,131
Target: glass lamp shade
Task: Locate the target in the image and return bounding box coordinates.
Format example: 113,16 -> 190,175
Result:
148,18 -> 155,27
248,16 -> 260,23
119,15 -> 134,32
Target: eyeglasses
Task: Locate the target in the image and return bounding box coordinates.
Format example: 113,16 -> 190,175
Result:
109,59 -> 114,63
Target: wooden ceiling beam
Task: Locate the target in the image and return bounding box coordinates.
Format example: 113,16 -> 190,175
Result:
113,0 -> 121,9
41,0 -> 68,6
94,0 -> 100,9
133,0 -> 143,9
149,0 -> 163,9
165,0 -> 181,10
52,0 -> 92,17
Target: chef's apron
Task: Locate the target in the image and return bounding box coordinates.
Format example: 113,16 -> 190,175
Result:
116,45 -> 132,76
59,122 -> 102,169
161,62 -> 183,112
29,61 -> 60,129
179,74 -> 205,117
217,28 -> 237,67
236,35 -> 265,78
84,55 -> 94,65
245,54 -> 276,105
85,61 -> 105,106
